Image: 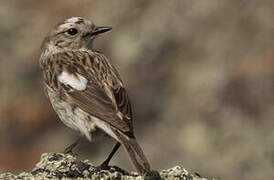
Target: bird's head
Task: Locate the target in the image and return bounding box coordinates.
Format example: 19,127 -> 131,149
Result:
41,17 -> 111,53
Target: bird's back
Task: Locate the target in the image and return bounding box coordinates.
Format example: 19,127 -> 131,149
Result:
40,49 -> 134,140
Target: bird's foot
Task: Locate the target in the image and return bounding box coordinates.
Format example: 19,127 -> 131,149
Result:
93,163 -> 130,176
144,170 -> 161,180
63,140 -> 79,155
63,147 -> 77,155
98,160 -> 111,170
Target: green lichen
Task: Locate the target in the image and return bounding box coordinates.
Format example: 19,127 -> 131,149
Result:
0,153 -> 215,180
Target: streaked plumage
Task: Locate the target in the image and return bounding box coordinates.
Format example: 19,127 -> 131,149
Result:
39,17 -> 150,175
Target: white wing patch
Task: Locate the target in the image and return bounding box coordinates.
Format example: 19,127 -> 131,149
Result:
58,71 -> 88,91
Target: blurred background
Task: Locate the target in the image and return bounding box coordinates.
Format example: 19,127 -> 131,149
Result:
0,0 -> 273,179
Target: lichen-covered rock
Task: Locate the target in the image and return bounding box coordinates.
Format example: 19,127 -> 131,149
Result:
0,153 -> 215,180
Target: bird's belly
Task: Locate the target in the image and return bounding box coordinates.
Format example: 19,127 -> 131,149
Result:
47,89 -> 94,141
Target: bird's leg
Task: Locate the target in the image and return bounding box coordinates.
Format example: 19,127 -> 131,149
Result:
63,137 -> 81,154
100,142 -> 121,169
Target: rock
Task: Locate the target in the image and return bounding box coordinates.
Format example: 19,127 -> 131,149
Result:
0,153 -> 216,180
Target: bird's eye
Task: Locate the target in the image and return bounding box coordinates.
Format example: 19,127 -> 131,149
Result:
67,28 -> 78,36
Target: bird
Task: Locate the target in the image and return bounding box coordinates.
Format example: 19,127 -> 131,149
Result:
39,17 -> 151,175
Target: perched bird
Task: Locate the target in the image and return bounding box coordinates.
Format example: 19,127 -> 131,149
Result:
39,17 -> 151,175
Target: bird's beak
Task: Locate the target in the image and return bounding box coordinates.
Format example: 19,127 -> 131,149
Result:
89,26 -> 112,36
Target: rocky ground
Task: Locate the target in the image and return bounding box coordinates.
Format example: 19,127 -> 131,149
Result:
0,153 -> 215,180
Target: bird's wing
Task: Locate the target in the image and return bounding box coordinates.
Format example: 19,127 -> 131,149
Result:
45,51 -> 133,135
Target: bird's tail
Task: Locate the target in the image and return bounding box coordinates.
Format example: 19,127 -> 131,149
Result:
115,131 -> 151,175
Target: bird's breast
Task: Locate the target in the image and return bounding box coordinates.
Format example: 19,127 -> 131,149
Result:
46,87 -> 94,141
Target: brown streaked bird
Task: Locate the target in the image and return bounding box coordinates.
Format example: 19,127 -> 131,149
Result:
39,17 -> 151,175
